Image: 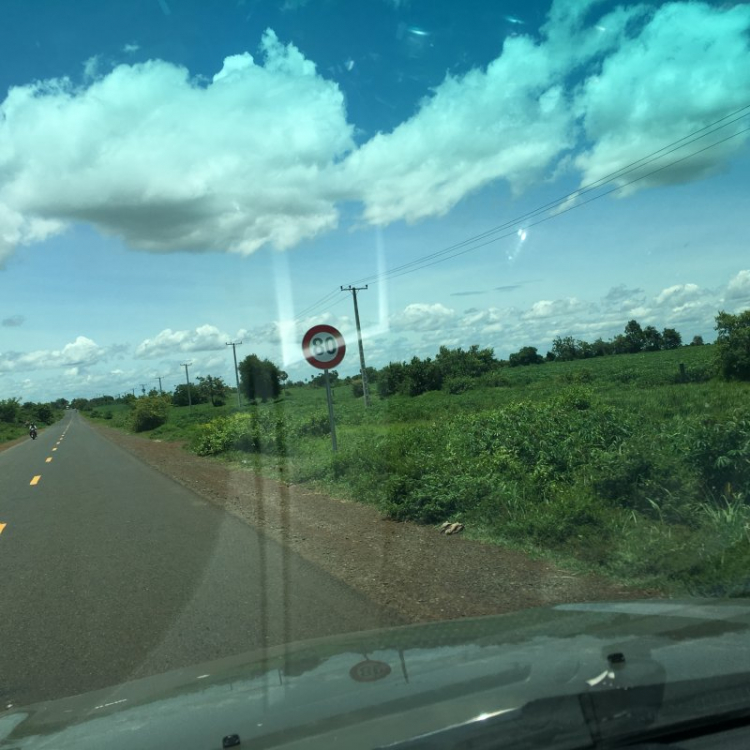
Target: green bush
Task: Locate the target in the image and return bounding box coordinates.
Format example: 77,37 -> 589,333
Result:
715,310 -> 750,381
131,396 -> 169,433
0,398 -> 20,424
443,376 -> 474,395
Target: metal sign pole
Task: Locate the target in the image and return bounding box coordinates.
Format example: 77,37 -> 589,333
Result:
324,369 -> 338,452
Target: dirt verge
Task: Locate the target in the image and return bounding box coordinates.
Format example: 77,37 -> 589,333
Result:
91,422 -> 661,623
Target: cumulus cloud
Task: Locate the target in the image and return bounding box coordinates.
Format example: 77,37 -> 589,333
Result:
346,0 -> 750,226
574,2 -> 750,194
135,324 -> 229,359
1,314 -> 24,327
390,303 -> 457,332
726,270 -> 750,301
0,30 -> 353,264
1,1 -> 748,264
522,297 -> 582,320
0,336 -> 107,373
655,283 -> 703,307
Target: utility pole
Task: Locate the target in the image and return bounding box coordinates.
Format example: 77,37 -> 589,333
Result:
155,376 -> 164,394
131,388 -> 136,397
140,384 -> 146,396
181,362 -> 193,409
341,285 -> 371,407
226,341 -> 242,408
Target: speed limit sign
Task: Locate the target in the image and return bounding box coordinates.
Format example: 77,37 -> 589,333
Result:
302,324 -> 346,370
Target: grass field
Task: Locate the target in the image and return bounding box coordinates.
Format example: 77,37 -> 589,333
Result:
85,344 -> 750,595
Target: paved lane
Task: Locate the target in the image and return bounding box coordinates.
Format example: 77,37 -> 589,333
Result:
0,412 -> 401,707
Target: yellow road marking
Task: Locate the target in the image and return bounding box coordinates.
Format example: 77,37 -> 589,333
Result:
30,475 -> 41,486
0,523 -> 6,535
46,457 -> 52,463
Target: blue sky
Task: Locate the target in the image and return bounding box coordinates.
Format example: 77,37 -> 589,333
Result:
1,0 -> 749,401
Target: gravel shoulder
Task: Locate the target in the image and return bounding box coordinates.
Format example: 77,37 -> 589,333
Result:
90,422 -> 661,623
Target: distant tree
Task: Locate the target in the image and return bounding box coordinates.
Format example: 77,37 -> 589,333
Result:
404,356 -> 442,396
642,326 -> 663,352
508,346 -> 544,367
434,345 -> 496,380
0,397 -> 20,424
661,328 -> 682,350
545,351 -> 556,362
551,336 -> 579,361
172,383 -> 207,407
591,338 -> 613,357
377,362 -> 407,397
309,370 -> 339,388
239,354 -> 282,402
623,320 -> 645,353
690,335 -> 705,346
611,334 -> 630,355
36,403 -> 54,423
715,310 -> 750,381
196,375 -> 228,406
71,397 -> 89,410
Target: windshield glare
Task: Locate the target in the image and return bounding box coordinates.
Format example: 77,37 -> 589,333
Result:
1,0 -> 750,747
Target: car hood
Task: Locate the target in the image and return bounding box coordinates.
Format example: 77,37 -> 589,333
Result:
3,598 -> 750,750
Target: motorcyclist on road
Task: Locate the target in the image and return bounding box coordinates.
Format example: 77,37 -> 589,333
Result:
29,422 -> 37,439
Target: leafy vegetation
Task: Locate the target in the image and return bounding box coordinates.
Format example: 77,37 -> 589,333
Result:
0,397 -> 65,442
238,354 -> 282,402
80,336 -> 750,596
715,309 -> 750,381
130,394 -> 170,432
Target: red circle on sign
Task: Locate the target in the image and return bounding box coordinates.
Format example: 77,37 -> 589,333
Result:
302,324 -> 346,370
349,660 -> 392,683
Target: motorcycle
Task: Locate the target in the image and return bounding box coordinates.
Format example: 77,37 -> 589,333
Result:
29,427 -> 37,440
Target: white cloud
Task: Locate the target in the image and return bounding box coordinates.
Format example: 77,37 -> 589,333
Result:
0,1 -> 748,266
655,283 -> 702,307
390,303 -> 457,332
340,0 -> 646,226
726,270 -> 750,301
135,324 -> 229,359
522,297 -> 582,320
0,336 -> 107,373
574,2 -> 750,194
123,43 -> 140,54
0,30 -> 353,264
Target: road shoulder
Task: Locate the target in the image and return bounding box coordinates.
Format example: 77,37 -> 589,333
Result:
90,421 -> 660,623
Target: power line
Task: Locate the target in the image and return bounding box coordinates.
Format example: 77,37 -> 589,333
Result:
355,125 -> 750,285
377,124 -> 750,283
350,105 -> 750,286
288,104 -> 750,319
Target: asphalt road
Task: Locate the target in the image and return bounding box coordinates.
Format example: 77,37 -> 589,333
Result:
0,412 -> 401,708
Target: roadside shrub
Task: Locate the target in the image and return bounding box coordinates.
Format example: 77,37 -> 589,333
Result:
443,376 -> 474,395
477,371 -> 511,388
0,398 -> 20,424
192,411 -> 289,456
131,396 -> 169,432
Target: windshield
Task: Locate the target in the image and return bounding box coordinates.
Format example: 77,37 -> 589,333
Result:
1,0 -> 749,747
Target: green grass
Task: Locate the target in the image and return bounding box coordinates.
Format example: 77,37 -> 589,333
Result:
84,345 -> 750,596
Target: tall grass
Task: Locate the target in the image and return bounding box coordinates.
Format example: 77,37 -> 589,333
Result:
87,345 -> 750,594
